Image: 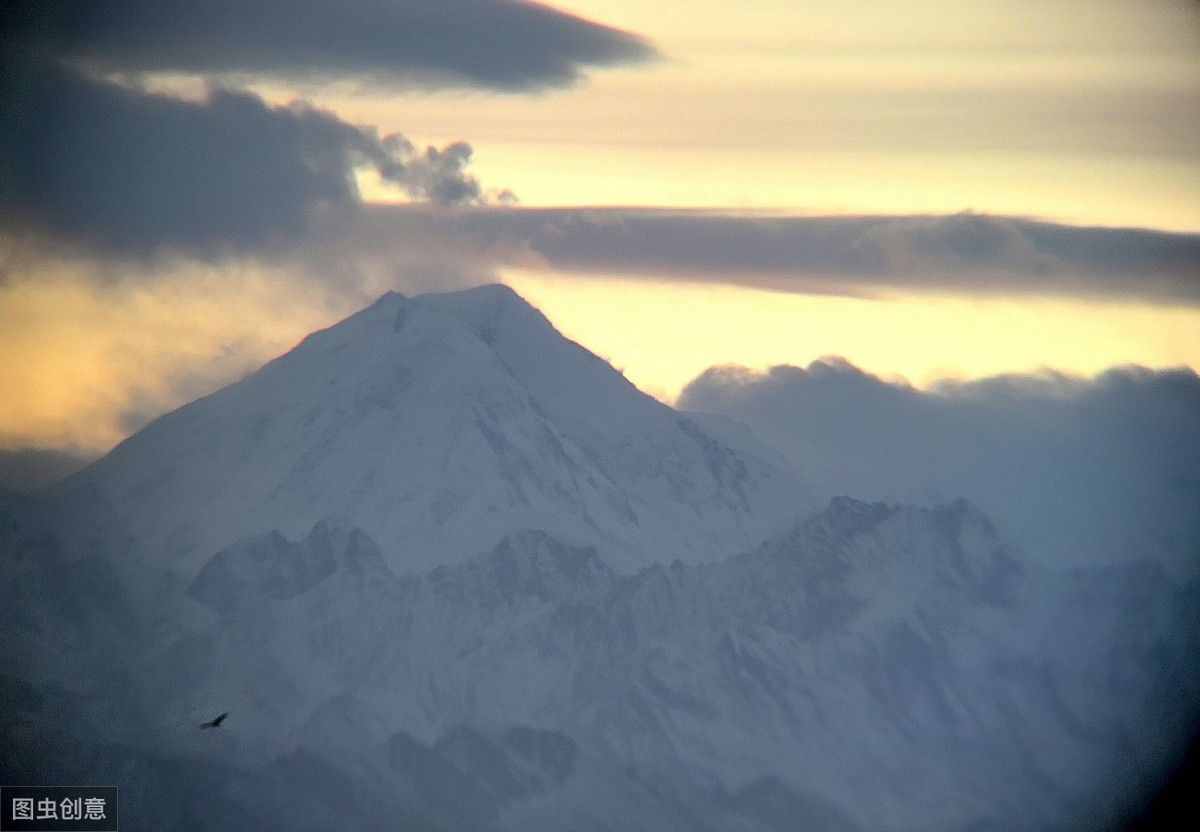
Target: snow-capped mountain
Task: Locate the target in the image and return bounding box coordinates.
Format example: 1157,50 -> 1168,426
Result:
3,286 -> 1195,831
67,284 -> 805,575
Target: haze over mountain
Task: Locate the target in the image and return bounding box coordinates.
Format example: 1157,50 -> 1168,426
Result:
2,286 -> 1196,831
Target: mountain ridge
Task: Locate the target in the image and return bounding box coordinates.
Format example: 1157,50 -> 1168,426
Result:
133,497 -> 1197,828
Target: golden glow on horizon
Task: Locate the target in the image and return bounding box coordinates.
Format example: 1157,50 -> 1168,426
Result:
0,271 -> 340,454
502,271 -> 1200,403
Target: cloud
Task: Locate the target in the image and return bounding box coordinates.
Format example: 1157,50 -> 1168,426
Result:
279,204 -> 1200,308
2,0 -> 659,259
3,0 -> 656,92
435,207 -> 1200,305
679,360 -> 1200,572
0,56 -> 497,258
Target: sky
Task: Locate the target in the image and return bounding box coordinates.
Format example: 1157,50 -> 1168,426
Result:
0,0 -> 1198,469
343,0 -> 1200,228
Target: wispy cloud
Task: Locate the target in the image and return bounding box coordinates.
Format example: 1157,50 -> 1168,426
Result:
438,207 -> 1200,306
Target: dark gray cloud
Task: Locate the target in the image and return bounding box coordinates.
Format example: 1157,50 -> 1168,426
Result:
437,207 -> 1200,305
679,360 -> 1200,572
0,57 -> 490,257
0,0 -> 655,258
3,0 -> 656,91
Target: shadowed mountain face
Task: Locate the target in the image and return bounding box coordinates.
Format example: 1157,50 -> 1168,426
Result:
2,287 -> 1197,831
66,285 -> 805,575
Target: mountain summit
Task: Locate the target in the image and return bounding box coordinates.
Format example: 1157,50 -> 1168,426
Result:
71,284 -> 805,574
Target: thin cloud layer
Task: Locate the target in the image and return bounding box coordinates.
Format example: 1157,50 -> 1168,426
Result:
446,207 -> 1200,305
680,360 -> 1200,572
0,58 -> 491,257
3,0 -> 656,91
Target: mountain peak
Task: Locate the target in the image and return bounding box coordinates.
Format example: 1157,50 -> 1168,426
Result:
187,521 -> 389,616
77,285 -> 806,575
416,282 -> 552,347
426,529 -> 616,607
436,281 -> 521,304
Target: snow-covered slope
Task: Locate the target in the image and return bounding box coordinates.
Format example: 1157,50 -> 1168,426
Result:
68,285 -> 806,575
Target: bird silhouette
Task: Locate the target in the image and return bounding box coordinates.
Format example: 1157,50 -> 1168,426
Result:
199,711 -> 229,729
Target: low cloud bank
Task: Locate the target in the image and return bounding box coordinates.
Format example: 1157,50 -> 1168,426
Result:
681,360 -> 1200,572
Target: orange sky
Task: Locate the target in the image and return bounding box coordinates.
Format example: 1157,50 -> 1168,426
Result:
501,272 -> 1200,403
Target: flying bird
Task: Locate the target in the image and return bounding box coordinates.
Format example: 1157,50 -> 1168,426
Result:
199,712 -> 229,729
